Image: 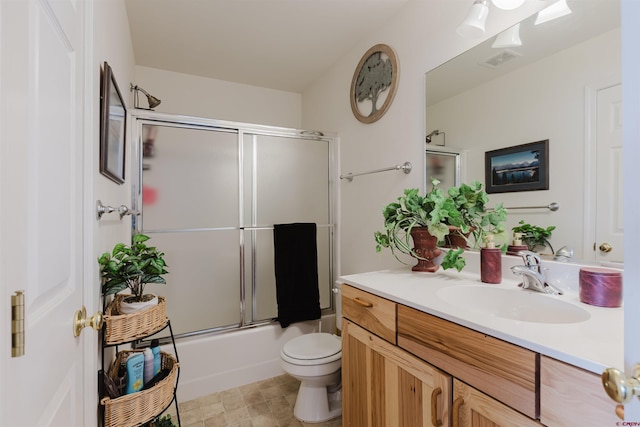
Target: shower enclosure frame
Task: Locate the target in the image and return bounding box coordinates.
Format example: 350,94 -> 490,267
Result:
128,109 -> 339,340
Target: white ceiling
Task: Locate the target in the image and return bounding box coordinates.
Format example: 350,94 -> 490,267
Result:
124,0 -> 410,93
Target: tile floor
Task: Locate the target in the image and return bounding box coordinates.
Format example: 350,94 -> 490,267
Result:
165,374 -> 342,427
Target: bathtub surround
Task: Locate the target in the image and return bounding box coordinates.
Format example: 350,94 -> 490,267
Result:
171,314 -> 336,402
273,223 -> 321,328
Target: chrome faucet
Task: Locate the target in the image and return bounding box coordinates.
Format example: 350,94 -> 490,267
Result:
511,251 -> 563,295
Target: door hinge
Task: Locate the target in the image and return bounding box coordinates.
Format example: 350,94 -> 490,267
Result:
11,290 -> 25,357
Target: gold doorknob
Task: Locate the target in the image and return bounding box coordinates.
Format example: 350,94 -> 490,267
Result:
602,365 -> 640,404
73,306 -> 103,337
599,243 -> 613,253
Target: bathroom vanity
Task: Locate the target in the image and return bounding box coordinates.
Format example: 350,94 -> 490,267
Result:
339,268 -> 622,426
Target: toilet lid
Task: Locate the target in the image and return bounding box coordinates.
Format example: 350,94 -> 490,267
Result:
282,333 -> 341,361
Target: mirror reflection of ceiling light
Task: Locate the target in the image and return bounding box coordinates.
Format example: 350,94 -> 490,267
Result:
492,23 -> 522,48
535,0 -> 572,25
457,0 -> 490,38
492,0 -> 526,10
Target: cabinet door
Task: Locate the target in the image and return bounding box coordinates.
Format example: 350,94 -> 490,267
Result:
452,380 -> 541,427
343,320 -> 452,427
540,356 -> 619,426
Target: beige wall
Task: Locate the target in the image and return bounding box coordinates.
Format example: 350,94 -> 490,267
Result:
301,0 -> 548,274
134,66 -> 302,128
93,0 -> 137,252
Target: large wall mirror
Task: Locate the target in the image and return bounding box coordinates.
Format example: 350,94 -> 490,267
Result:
425,0 -> 621,265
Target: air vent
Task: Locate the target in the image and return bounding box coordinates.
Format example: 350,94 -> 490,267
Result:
480,49 -> 522,69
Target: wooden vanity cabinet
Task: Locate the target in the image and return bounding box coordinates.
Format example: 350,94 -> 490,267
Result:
452,379 -> 541,427
343,320 -> 452,427
341,283 -> 397,343
540,356 -> 618,426
397,305 -> 539,419
341,284 -> 615,427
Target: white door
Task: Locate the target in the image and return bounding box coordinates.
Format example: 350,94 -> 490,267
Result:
0,0 -> 90,425
621,0 -> 640,420
595,84 -> 624,264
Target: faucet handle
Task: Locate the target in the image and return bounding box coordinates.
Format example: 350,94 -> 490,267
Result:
518,250 -> 541,267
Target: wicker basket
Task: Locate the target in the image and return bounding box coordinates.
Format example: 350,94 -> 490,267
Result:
103,295 -> 167,345
101,350 -> 179,427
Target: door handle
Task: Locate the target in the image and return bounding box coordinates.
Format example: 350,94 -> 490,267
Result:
602,366 -> 640,420
599,242 -> 613,253
73,306 -> 103,337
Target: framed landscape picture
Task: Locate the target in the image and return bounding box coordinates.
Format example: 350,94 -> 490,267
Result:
100,61 -> 127,184
485,140 -> 549,194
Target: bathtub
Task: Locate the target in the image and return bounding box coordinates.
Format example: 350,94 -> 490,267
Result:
166,314 -> 337,401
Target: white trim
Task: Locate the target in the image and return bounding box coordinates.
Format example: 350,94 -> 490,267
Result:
582,78 -> 621,263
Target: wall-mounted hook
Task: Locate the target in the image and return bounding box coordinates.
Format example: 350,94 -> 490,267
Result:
96,200 -> 115,220
97,200 -> 139,220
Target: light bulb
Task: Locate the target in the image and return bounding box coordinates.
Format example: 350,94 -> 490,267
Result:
492,0 -> 526,10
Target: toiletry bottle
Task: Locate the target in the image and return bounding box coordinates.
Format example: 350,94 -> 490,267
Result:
143,348 -> 155,384
125,352 -> 145,394
481,234 -> 502,284
150,339 -> 162,375
507,232 -> 528,256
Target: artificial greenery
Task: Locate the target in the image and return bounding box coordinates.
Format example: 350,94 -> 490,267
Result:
98,234 -> 168,302
512,220 -> 556,254
374,178 -> 508,272
445,180 -> 508,251
154,414 -> 176,427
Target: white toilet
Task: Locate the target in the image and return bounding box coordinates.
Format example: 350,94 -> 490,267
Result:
280,287 -> 342,422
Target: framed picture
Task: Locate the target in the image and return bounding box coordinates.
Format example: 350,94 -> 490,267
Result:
100,61 -> 127,184
485,140 -> 549,194
350,44 -> 399,124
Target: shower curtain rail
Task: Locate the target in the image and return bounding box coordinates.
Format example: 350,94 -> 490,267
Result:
488,202 -> 559,212
340,161 -> 412,182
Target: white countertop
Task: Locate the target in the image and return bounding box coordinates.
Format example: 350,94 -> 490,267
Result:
339,267 -> 623,374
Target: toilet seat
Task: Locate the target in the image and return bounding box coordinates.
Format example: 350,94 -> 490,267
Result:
281,333 -> 341,366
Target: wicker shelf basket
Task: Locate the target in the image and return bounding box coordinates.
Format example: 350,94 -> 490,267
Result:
101,350 -> 179,427
103,295 -> 167,345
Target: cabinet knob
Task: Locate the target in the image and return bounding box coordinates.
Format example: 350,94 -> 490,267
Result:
73,306 -> 103,337
601,365 -> 640,404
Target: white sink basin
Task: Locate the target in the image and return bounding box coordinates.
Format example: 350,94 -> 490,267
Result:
436,285 -> 590,324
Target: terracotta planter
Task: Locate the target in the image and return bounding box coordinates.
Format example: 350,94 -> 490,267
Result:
410,227 -> 442,272
444,226 -> 473,249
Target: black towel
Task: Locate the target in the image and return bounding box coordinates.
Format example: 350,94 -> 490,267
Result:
273,223 -> 321,328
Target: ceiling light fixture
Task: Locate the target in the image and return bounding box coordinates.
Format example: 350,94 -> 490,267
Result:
492,0 -> 526,10
535,0 -> 572,25
457,0 -> 490,38
130,84 -> 162,110
492,23 -> 522,48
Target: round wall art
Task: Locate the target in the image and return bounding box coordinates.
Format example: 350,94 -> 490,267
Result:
350,43 -> 399,124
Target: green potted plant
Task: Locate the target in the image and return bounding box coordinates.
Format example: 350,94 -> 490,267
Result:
511,220 -> 556,254
98,233 -> 169,314
374,178 -> 508,272
445,181 -> 508,249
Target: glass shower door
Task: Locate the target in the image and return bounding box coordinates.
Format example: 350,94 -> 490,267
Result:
242,134 -> 332,323
140,123 -> 241,336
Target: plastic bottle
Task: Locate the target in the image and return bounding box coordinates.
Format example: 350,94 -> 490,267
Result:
143,348 -> 154,384
125,353 -> 145,394
150,339 -> 161,375
480,234 -> 502,284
